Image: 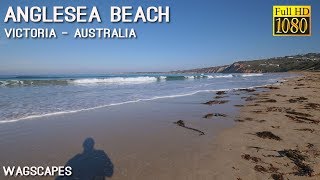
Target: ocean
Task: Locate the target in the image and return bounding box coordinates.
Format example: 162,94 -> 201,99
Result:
0,73 -> 295,123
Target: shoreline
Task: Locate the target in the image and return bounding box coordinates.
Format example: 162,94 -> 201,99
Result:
1,72 -> 317,179
0,80 -> 286,124
0,90 -> 242,179
211,72 -> 320,179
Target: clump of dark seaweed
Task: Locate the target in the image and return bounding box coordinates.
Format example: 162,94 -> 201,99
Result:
288,97 -> 308,103
257,99 -> 277,103
241,154 -> 261,163
174,120 -> 205,136
294,161 -> 314,176
254,164 -> 279,173
294,128 -> 315,133
214,113 -> 227,117
214,96 -> 226,99
285,112 -> 319,124
203,114 -> 213,119
203,100 -> 229,105
254,165 -> 267,173
278,149 -> 306,162
174,120 -> 185,127
234,119 -> 245,122
238,88 -> 256,92
203,113 -> 227,119
265,86 -> 280,90
285,115 -> 305,123
286,110 -> 312,117
256,131 -> 281,141
305,103 -> 320,110
271,173 -> 284,180
216,91 -> 226,95
278,149 -> 313,176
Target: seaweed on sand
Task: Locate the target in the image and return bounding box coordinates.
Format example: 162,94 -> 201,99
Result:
271,173 -> 284,180
278,149 -> 314,176
288,97 -> 308,103
174,120 -> 205,136
265,86 -> 280,90
241,154 -> 261,163
254,165 -> 267,173
305,103 -> 320,110
285,114 -> 319,124
294,128 -> 315,133
256,99 -> 277,103
216,91 -> 226,95
238,88 -> 256,92
203,113 -> 227,119
286,110 -> 312,117
254,164 -> 278,173
203,100 -> 229,105
256,131 -> 281,141
203,114 -> 213,119
214,95 -> 228,99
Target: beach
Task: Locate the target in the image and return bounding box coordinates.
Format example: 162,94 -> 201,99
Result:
0,72 -> 319,179
211,72 -> 320,180
0,87 -> 241,180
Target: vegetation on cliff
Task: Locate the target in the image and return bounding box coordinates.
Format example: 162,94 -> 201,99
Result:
172,53 -> 320,73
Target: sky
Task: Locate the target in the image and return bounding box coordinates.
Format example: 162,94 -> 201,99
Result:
0,0 -> 319,74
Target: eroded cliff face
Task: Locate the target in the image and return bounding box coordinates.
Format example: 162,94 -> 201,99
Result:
221,63 -> 263,73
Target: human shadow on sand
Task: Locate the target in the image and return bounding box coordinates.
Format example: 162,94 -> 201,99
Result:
56,137 -> 114,180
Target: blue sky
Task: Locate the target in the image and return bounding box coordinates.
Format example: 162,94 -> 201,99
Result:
0,0 -> 319,74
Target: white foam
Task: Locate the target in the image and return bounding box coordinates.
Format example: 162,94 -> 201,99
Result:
241,73 -> 263,77
71,77 -> 157,85
0,80 -> 24,87
184,76 -> 195,79
215,74 -> 233,78
0,83 -> 281,124
159,76 -> 167,80
0,88 -> 234,124
0,81 -> 8,87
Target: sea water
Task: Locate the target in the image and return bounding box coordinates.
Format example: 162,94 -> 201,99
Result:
0,73 -> 295,123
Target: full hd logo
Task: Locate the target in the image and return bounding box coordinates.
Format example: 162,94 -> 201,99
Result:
273,5 -> 311,36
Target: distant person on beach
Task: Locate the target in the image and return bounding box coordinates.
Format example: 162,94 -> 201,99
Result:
57,138 -> 114,180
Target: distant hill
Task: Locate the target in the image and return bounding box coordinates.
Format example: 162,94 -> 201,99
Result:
172,53 -> 320,73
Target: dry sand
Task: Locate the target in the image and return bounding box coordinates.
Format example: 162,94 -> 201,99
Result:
210,72 -> 320,180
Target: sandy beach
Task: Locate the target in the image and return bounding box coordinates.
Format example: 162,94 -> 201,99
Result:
211,72 -> 320,180
0,72 -> 319,179
0,89 -> 241,180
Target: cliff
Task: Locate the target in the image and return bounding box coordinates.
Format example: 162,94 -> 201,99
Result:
172,53 -> 320,73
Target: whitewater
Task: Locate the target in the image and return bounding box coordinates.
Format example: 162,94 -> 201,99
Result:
0,73 -> 295,123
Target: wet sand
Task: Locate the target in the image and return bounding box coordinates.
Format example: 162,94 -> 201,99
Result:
0,90 -> 243,179
211,72 -> 320,180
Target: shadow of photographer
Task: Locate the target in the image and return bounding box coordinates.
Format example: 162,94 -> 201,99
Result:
57,137 -> 114,180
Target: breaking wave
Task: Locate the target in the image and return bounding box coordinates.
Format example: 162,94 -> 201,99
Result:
241,73 -> 263,77
71,77 -> 158,85
0,74 -> 264,87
